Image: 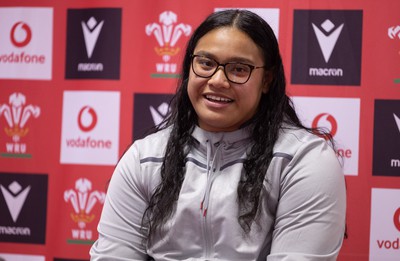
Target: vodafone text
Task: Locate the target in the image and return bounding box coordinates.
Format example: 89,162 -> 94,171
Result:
0,52 -> 45,64
336,148 -> 352,158
377,238 -> 400,250
66,136 -> 112,149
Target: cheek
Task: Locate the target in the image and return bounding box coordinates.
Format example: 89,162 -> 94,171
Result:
187,77 -> 199,103
188,72 -> 196,88
241,88 -> 264,110
188,74 -> 205,98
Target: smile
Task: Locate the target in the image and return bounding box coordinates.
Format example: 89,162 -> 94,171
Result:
205,94 -> 233,103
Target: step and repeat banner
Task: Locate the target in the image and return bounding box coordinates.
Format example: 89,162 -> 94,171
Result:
0,0 -> 399,260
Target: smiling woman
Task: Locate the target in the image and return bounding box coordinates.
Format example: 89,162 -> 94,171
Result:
90,9 -> 346,261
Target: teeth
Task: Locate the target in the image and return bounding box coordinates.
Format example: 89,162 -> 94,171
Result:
205,95 -> 232,102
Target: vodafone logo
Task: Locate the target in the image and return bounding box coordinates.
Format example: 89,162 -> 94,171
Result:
371,189 -> 400,257
0,8 -> 53,80
376,206 -> 400,251
394,208 -> 400,232
10,22 -> 32,47
61,91 -> 120,165
312,113 -> 338,138
78,106 -> 97,132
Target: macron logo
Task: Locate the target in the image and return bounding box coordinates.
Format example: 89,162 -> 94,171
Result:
150,102 -> 170,126
0,181 -> 31,222
81,17 -> 104,58
312,19 -> 344,63
394,113 -> 400,134
388,25 -> 400,39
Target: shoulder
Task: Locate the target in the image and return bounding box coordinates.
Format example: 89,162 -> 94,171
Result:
274,126 -> 344,197
110,128 -> 172,200
273,126 -> 343,191
130,127 -> 171,160
274,126 -> 328,156
116,127 -> 171,181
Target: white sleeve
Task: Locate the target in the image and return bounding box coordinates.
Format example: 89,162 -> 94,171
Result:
90,144 -> 150,261
268,139 -> 346,261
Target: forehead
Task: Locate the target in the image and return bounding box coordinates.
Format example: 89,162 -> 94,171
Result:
194,27 -> 263,63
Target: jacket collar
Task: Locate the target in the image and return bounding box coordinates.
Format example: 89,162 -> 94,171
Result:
191,125 -> 253,146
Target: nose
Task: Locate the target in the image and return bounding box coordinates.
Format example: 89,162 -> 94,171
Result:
208,66 -> 229,87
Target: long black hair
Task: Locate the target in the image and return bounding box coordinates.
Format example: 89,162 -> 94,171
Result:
142,9 -> 334,239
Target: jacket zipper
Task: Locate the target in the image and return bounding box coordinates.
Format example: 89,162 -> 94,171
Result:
201,168 -> 212,258
200,142 -> 223,258
201,211 -> 211,258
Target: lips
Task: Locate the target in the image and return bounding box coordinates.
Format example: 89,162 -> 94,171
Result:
205,94 -> 233,103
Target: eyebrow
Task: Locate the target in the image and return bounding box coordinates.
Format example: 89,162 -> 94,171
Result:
193,51 -> 256,65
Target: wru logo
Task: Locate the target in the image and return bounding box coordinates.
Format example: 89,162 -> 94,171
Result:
146,11 -> 191,62
64,178 -> 105,241
0,92 -> 40,142
0,93 -> 40,156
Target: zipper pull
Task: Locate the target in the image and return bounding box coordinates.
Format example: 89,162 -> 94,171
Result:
200,201 -> 207,217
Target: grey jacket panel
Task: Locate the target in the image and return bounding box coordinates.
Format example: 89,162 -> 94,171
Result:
90,125 -> 346,261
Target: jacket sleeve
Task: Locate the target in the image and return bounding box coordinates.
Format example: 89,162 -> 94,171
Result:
90,143 -> 150,260
267,138 -> 347,261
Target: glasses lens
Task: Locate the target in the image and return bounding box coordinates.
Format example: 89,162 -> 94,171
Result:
225,63 -> 251,84
193,56 -> 217,77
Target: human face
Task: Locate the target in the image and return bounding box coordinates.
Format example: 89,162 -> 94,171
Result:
188,27 -> 269,132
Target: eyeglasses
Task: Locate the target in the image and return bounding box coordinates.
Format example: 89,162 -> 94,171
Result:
191,55 -> 265,84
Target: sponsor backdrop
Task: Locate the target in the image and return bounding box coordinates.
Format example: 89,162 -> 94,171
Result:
0,0 -> 399,260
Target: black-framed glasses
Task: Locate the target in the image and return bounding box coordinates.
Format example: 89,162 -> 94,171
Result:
191,54 -> 265,84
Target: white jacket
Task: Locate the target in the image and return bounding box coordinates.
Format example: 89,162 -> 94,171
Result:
90,125 -> 346,261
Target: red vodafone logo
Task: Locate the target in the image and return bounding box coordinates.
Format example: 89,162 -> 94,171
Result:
312,113 -> 338,138
78,106 -> 97,132
10,22 -> 32,48
394,207 -> 400,232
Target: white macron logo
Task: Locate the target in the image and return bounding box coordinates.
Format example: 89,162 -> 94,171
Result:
312,19 -> 344,63
81,17 -> 104,58
388,25 -> 400,39
150,102 -> 170,126
0,181 -> 30,222
394,113 -> 400,134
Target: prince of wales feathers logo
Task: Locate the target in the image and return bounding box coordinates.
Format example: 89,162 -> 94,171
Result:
0,93 -> 40,158
145,11 -> 192,78
64,178 -> 105,244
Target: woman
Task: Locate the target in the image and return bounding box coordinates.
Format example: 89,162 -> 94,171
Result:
90,9 -> 346,260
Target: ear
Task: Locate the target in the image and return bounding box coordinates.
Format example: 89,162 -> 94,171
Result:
262,71 -> 272,94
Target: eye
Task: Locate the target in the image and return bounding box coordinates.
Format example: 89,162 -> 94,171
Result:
228,63 -> 251,76
195,57 -> 216,71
